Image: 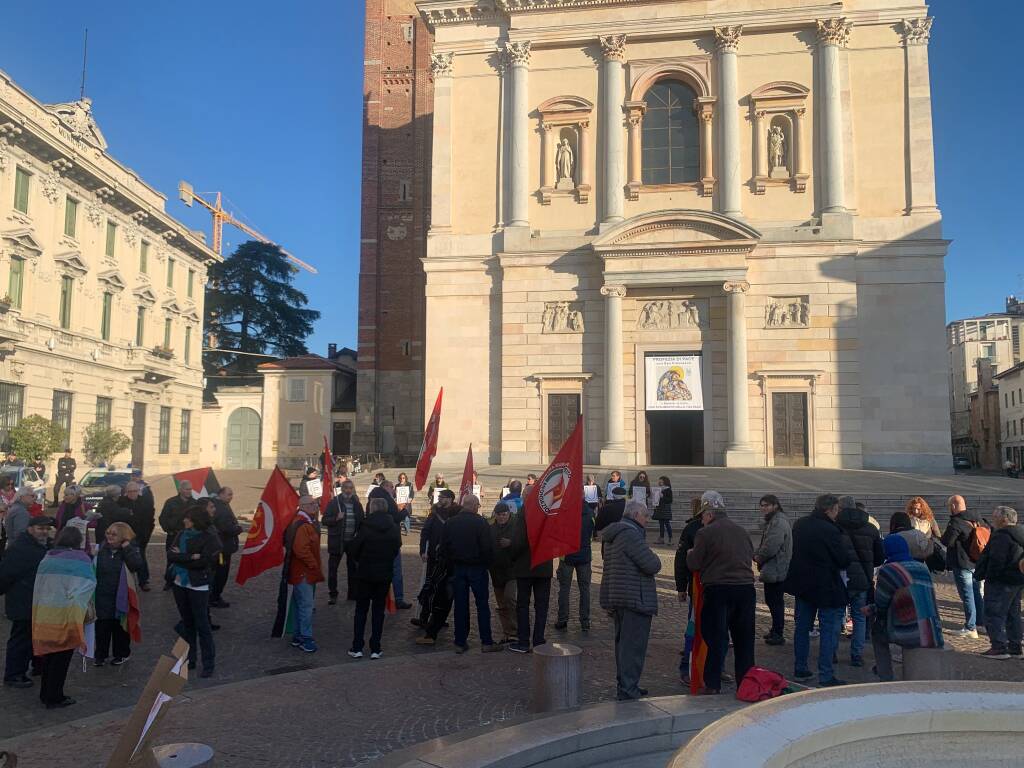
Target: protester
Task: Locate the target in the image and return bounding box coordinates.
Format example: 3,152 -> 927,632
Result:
95,485 -> 132,544
508,503 -> 554,654
210,487 -> 242,608
836,495 -> 883,667
974,506 -> 1024,659
441,494 -> 499,653
5,486 -> 36,543
396,472 -> 414,536
489,502 -> 518,643
369,480 -> 411,609
415,489 -> 453,627
93,522 -> 143,667
785,494 -> 851,686
32,526 -> 95,709
298,467 -> 319,497
905,496 -> 941,538
600,500 -> 661,700
525,474 -> 537,492
0,515 -> 51,687
555,501 -> 595,632
628,471 -> 651,507
285,495 -> 323,654
159,480 -> 193,590
674,497 -> 704,683
503,480 -> 524,514
753,494 -> 792,646
595,486 -> 627,532
120,481 -> 155,590
583,473 -> 603,513
168,504 -> 221,677
54,487 -> 85,531
0,476 -> 17,505
941,494 -> 987,638
323,479 -> 364,605
867,533 -> 944,680
349,497 -> 402,659
427,473 -> 448,504
605,470 -> 625,501
53,449 -> 77,506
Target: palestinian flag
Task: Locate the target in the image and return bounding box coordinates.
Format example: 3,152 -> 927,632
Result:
172,468 -> 221,499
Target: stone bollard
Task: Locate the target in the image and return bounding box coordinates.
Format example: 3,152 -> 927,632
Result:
531,642 -> 583,713
902,647 -> 950,680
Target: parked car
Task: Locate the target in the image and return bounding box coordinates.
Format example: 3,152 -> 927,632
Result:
0,465 -> 46,505
79,469 -> 132,511
953,455 -> 971,470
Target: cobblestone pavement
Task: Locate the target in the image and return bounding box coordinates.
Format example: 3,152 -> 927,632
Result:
1,530 -> 1023,768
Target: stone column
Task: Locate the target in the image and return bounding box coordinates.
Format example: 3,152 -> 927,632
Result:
541,123 -> 555,193
600,284 -> 628,464
901,18 -> 939,216
578,120 -> 591,202
724,280 -> 757,466
697,101 -> 714,197
600,35 -> 627,225
624,101 -> 646,200
816,18 -> 852,213
753,110 -> 768,191
792,107 -> 808,192
714,26 -> 742,218
429,51 -> 454,231
506,41 -> 532,227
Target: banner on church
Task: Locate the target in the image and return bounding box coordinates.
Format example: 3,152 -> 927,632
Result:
645,355 -> 704,411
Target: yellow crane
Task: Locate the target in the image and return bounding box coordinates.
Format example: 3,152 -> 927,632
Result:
177,180 -> 318,274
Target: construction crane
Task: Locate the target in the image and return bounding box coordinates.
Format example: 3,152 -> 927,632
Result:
177,180 -> 318,274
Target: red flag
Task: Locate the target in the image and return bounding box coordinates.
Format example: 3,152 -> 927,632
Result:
236,467 -> 299,585
415,388 -> 443,490
525,416 -> 583,568
458,444 -> 474,504
320,435 -> 334,515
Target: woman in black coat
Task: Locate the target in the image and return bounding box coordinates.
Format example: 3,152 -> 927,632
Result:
653,476 -> 674,545
168,502 -> 222,677
94,521 -> 143,666
348,498 -> 402,659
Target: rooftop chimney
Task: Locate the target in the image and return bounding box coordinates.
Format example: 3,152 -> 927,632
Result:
328,343 -> 337,358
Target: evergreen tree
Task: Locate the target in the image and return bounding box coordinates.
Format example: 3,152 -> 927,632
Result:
204,241 -> 320,374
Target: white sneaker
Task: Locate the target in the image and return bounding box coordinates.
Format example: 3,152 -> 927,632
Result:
809,629 -> 820,638
370,651 -> 383,660
347,650 -> 363,659
957,628 -> 980,639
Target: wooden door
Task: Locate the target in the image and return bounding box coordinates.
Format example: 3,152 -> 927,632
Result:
131,402 -> 146,469
226,407 -> 261,469
332,421 -> 352,456
772,392 -> 809,467
547,394 -> 580,456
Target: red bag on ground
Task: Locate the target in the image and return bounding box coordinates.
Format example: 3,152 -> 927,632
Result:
736,667 -> 787,702
385,585 -> 397,615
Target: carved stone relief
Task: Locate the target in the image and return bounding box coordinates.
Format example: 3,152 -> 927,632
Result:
542,301 -> 584,333
765,296 -> 809,328
636,299 -> 708,330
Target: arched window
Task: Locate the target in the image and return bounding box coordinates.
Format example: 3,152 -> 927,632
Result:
642,81 -> 700,185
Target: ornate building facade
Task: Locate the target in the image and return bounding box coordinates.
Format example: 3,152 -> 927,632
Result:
418,0 -> 951,471
0,70 -> 217,473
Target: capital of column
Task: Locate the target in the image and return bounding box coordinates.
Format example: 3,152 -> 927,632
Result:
723,280 -> 750,294
599,34 -> 627,62
900,17 -> 933,46
504,40 -> 532,67
816,17 -> 852,48
624,100 -> 647,127
430,51 -> 454,77
713,25 -> 743,53
600,285 -> 627,298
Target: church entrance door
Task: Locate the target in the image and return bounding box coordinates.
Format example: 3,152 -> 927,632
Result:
547,393 -> 580,456
646,411 -> 704,465
771,392 -> 809,467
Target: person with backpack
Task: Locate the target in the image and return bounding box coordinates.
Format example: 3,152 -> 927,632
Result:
974,506 -> 1024,660
941,495 -> 989,639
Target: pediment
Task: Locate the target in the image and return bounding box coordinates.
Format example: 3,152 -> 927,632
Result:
53,250 -> 90,276
538,95 -> 594,116
97,269 -> 127,292
133,285 -> 158,305
593,210 -> 761,255
1,229 -> 43,259
162,298 -> 184,315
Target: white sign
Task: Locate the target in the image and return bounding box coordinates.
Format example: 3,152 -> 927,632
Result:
501,487 -> 510,498
650,486 -> 663,508
472,484 -> 481,497
631,487 -> 647,505
583,485 -> 599,504
396,486 -> 410,504
606,483 -> 621,501
645,354 -> 704,411
433,488 -> 442,504
305,479 -> 323,498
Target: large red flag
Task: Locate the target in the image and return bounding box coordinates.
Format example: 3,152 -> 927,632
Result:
458,444 -> 474,504
415,388 -> 443,490
236,467 -> 299,585
320,435 -> 333,515
525,416 -> 583,568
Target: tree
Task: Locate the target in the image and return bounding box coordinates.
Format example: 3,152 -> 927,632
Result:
9,415 -> 67,460
204,241 -> 321,374
82,423 -> 132,466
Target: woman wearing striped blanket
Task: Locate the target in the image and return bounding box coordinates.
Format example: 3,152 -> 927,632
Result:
32,526 -> 96,709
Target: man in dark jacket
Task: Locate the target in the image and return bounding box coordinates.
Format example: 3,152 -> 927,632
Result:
600,502 -> 661,700
322,479 -> 364,604
975,505 -> 1024,659
210,487 -> 243,608
159,480 -> 193,590
95,485 -> 133,543
785,494 -> 850,686
0,516 -> 52,686
120,481 -> 156,590
415,490 -> 454,627
348,497 -> 402,659
836,495 -> 883,667
941,494 -> 987,638
595,486 -> 627,532
508,506 -> 554,653
673,499 -> 703,683
53,449 -> 76,505
489,502 -> 518,642
440,494 -> 500,653
369,482 -> 411,609
555,502 -> 595,632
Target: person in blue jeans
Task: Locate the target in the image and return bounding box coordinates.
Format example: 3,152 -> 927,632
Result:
941,495 -> 987,638
785,494 -> 851,686
439,494 -> 502,653
836,496 -> 884,666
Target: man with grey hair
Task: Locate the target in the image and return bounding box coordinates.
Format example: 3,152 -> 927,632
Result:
4,486 -> 37,543
159,480 -> 193,590
600,500 -> 662,700
687,492 -> 756,694
975,506 -> 1024,659
120,480 -> 156,590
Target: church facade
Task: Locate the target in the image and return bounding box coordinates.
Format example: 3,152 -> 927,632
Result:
417,0 -> 951,472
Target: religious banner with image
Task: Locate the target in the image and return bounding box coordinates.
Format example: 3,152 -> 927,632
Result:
645,354 -> 704,411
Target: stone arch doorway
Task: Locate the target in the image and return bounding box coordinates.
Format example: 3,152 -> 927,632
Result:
226,407 -> 261,470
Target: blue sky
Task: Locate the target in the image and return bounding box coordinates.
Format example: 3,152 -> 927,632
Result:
3,1 -> 1020,356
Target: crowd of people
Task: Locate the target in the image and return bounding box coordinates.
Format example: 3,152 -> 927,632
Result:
2,462 -> 1024,711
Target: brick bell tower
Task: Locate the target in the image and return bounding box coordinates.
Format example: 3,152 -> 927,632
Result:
354,0 -> 433,460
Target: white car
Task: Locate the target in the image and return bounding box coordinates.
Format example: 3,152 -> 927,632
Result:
0,465 -> 46,505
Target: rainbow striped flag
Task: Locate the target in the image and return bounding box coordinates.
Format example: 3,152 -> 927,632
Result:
116,564 -> 142,643
689,572 -> 707,695
32,549 -> 96,656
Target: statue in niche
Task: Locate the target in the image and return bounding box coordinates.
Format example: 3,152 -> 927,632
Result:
769,125 -> 787,177
555,137 -> 575,190
542,301 -> 584,333
765,297 -> 809,328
